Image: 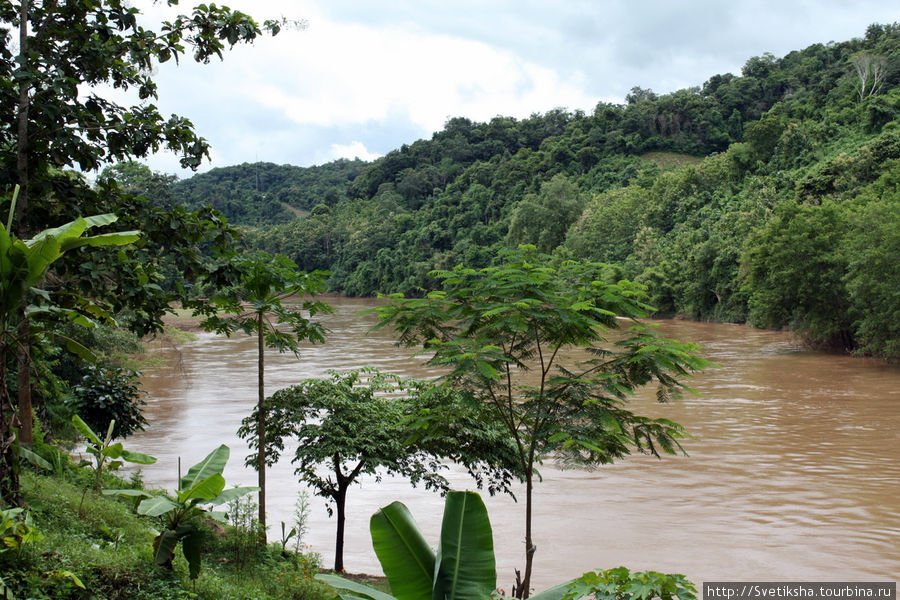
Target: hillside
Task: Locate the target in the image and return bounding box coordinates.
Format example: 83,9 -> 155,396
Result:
175,24 -> 899,359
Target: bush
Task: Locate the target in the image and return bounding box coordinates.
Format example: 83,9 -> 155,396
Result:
67,363 -> 148,439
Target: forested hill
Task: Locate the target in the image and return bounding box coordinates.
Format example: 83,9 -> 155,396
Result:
171,24 -> 899,360
171,159 -> 368,226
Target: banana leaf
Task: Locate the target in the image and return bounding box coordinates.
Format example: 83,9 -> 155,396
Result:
433,491 -> 495,600
371,501 -> 435,600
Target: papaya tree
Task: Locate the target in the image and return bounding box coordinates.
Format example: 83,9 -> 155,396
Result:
190,252 -> 331,542
374,246 -> 711,598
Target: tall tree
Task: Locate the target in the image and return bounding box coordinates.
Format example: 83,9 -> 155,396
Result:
375,246 -> 711,598
0,0 -> 284,446
190,252 -> 331,542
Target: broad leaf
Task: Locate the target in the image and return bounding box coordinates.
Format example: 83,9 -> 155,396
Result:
60,230 -> 141,252
152,529 -> 179,565
138,495 -> 180,517
180,444 -> 230,491
531,580 -> 578,600
71,415 -> 101,446
209,485 -> 259,506
16,446 -> 52,471
120,449 -> 157,465
102,489 -> 153,499
317,574 -> 398,600
433,491 -> 495,600
179,473 -> 226,503
182,527 -> 203,580
370,501 -> 435,600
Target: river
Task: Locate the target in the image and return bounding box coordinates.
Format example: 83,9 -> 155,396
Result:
132,297 -> 900,590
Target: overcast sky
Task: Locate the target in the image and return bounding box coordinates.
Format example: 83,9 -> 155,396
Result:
140,0 -> 898,176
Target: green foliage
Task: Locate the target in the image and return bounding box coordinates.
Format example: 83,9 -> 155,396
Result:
123,445 -> 257,581
173,160 -> 368,226
67,363 -> 148,440
72,415 -> 156,497
1,206 -> 140,503
742,200 -> 854,350
561,568 -> 697,600
240,368 -> 517,571
321,491 -> 496,600
376,247 -> 711,596
0,507 -> 43,558
191,250 -> 331,539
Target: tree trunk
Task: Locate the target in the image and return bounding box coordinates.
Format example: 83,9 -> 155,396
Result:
518,473 -> 536,599
257,311 -> 267,543
16,321 -> 32,447
14,0 -> 33,451
334,485 -> 347,572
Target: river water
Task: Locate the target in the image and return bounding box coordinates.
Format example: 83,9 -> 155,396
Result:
132,297 -> 900,589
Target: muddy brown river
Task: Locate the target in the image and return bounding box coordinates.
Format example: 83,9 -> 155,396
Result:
132,297 -> 900,589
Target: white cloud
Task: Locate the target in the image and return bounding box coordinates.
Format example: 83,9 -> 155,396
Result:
328,141 -> 382,162
202,13 -> 597,133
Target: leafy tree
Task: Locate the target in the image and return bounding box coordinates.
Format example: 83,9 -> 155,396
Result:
190,252 -> 331,542
507,174 -> 587,253
0,0 -> 282,457
375,247 -> 711,597
742,200 -> 854,351
240,368 -> 518,572
0,204 -> 138,502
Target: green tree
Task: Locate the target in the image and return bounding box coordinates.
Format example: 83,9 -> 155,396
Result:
0,204 -> 139,502
240,368 -> 517,572
375,247 -> 710,597
507,174 -> 587,253
190,252 -> 331,542
0,0 -> 282,451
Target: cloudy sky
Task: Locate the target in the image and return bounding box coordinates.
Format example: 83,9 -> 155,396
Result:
141,0 -> 898,176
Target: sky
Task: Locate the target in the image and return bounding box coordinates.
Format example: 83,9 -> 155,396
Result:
139,0 -> 899,177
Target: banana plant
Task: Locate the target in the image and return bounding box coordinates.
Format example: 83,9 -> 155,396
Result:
72,415 -> 157,492
321,490 -> 571,600
124,445 -> 258,580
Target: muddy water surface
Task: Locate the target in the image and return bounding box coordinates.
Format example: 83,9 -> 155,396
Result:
132,297 -> 900,589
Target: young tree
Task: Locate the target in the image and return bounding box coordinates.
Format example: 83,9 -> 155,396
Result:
190,252 -> 331,542
239,368 -> 518,572
374,246 -> 711,598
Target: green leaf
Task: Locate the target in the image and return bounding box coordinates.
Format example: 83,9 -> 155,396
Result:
180,473 -> 226,503
433,491 -> 495,600
182,527 -> 203,580
17,446 -> 52,470
71,415 -> 101,446
138,496 -> 180,517
119,449 -> 157,465
317,574 -> 398,600
370,501 -> 435,600
60,230 -> 141,252
102,489 -> 153,499
209,485 -> 259,506
531,579 -> 578,600
152,529 -> 179,565
180,444 -> 230,491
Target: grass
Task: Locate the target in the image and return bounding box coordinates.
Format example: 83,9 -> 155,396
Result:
2,469 -> 334,600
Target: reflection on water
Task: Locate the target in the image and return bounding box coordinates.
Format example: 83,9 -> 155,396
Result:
133,298 -> 900,588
